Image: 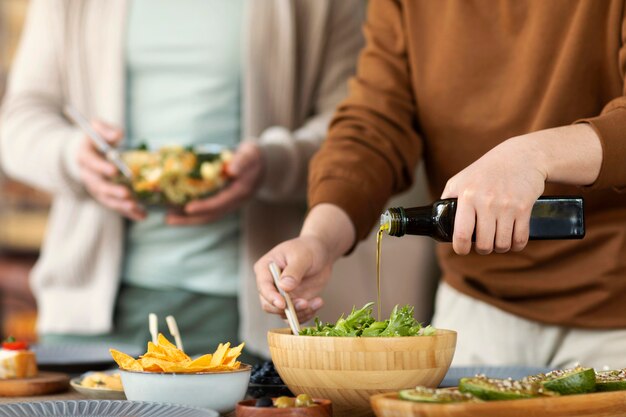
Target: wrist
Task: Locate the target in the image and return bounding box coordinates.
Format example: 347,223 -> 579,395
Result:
300,203 -> 356,260
512,133 -> 550,182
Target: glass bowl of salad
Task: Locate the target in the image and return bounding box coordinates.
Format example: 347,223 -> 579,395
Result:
119,144 -> 233,206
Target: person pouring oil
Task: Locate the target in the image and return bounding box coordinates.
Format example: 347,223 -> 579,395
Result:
255,0 -> 626,369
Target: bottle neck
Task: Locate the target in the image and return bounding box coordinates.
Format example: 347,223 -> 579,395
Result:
381,205 -> 434,237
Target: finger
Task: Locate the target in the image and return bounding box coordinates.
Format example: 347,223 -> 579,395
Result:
279,254 -> 312,292
81,170 -> 131,200
494,214 -> 515,253
228,142 -> 258,177
452,198 -> 475,255
440,178 -> 456,200
100,195 -> 146,221
259,296 -> 285,316
92,120 -> 124,145
293,297 -> 324,314
295,307 -> 317,323
79,144 -> 118,178
291,298 -> 317,322
474,210 -> 496,255
254,258 -> 287,309
184,181 -> 247,215
511,215 -> 531,252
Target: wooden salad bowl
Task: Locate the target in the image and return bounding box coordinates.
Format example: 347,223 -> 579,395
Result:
268,328 -> 456,417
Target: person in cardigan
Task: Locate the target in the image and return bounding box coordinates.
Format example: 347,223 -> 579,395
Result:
256,0 -> 626,368
0,0 -> 367,358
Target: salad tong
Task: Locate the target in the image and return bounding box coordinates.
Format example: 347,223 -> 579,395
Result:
64,105 -> 133,180
269,262 -> 301,335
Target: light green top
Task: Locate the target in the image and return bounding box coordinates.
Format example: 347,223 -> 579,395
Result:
122,0 -> 244,295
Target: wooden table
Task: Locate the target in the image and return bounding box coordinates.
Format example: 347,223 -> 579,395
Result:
0,387 -> 85,404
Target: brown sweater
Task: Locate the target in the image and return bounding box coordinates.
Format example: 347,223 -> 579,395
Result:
309,0 -> 626,328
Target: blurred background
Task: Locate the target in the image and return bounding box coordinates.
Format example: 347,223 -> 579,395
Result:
0,0 -> 42,342
0,0 -> 436,345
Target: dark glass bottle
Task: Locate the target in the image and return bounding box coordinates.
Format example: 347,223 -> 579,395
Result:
380,197 -> 585,241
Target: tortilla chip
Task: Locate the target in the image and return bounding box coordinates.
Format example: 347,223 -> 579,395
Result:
209,342 -> 230,368
156,333 -> 191,362
110,333 -> 244,373
110,349 -> 142,371
223,343 -> 245,366
187,353 -> 213,369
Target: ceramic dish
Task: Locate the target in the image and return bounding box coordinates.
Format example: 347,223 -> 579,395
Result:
70,370 -> 126,400
0,400 -> 218,417
236,398 -> 332,417
120,364 -> 251,414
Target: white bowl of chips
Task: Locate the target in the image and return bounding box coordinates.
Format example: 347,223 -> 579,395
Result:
111,334 -> 250,413
119,365 -> 251,413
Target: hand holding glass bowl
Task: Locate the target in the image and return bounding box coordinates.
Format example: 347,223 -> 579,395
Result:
165,141 -> 264,226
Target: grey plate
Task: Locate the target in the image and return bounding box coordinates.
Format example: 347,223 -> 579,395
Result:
31,344 -> 142,373
440,366 -> 553,387
0,400 -> 218,417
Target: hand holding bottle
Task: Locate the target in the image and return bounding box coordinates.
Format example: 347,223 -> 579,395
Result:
255,204 -> 356,322
440,124 -> 601,255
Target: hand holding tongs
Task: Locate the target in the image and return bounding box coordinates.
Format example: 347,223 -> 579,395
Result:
269,262 -> 301,335
64,105 -> 133,180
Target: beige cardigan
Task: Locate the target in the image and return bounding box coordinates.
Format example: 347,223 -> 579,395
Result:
1,0 -> 437,357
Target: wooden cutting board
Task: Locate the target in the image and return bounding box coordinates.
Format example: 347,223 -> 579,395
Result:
371,391 -> 626,417
0,372 -> 69,397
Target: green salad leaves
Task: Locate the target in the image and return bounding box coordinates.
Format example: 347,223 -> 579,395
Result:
299,302 -> 436,337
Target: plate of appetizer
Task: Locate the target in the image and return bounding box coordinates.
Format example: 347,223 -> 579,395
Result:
371,366 -> 626,417
0,337 -> 69,397
70,370 -> 125,400
236,394 -> 332,416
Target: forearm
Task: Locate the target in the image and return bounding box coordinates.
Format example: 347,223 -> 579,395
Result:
515,124 -> 602,186
300,203 -> 356,260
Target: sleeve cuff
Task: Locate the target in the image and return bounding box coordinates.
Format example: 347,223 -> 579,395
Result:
62,129 -> 85,186
256,127 -> 301,200
577,107 -> 626,191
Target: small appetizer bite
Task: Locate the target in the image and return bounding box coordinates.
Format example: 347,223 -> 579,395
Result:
0,337 -> 37,379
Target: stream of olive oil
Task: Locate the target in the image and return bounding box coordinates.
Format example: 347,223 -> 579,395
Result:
376,223 -> 389,322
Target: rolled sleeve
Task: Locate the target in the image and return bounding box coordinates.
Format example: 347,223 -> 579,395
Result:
578,106 -> 626,192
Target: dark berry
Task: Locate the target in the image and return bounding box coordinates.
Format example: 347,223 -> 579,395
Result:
255,397 -> 273,407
